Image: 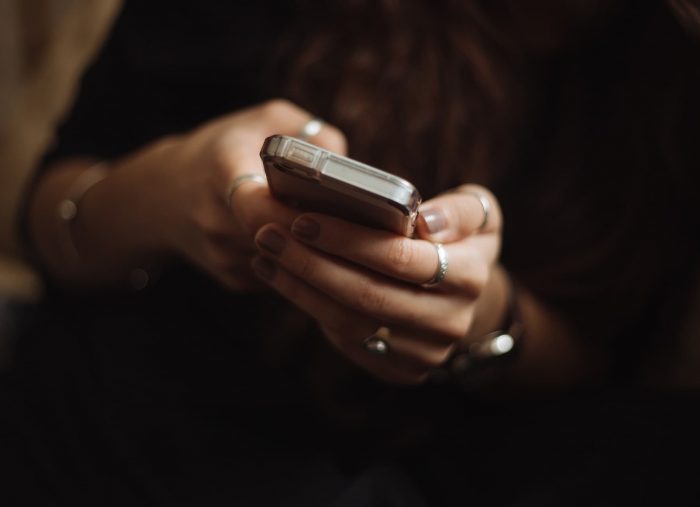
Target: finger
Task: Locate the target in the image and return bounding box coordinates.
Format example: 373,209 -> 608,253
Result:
290,213 -> 499,292
218,99 -> 348,155
333,328 -> 437,385
253,99 -> 348,154
416,184 -> 502,243
210,99 -> 347,188
254,224 -> 474,342
326,321 -> 455,373
291,213 -> 441,284
233,100 -> 347,174
250,256 -> 436,384
216,100 -> 347,231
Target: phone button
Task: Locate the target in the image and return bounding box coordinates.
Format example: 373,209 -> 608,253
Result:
288,145 -> 317,165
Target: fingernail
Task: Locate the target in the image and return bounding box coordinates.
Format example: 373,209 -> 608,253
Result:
257,229 -> 286,255
420,207 -> 447,234
291,217 -> 320,241
252,256 -> 276,280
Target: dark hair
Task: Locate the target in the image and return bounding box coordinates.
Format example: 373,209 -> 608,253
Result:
280,0 -> 700,192
277,0 -> 519,196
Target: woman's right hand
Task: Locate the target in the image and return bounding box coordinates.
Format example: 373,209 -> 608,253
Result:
30,99 -> 347,290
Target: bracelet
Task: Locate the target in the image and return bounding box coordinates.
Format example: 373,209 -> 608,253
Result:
431,278 -> 524,390
56,163 -> 155,291
57,162 -> 109,263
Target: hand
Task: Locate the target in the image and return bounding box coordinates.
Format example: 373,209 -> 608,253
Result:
75,99 -> 346,290
252,185 -> 504,384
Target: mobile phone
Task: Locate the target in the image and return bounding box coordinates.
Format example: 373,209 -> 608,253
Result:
260,135 -> 421,236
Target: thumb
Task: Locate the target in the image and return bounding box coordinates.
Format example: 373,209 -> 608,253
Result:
415,185 -> 501,243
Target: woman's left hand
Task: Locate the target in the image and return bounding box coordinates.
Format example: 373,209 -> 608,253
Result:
252,184 -> 503,384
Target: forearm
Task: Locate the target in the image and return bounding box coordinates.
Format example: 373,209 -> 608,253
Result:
27,157 -> 165,289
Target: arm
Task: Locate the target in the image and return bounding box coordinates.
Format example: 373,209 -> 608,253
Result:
26,100 -> 347,291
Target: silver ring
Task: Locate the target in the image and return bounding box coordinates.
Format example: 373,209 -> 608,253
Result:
423,242 -> 448,287
297,118 -> 323,141
463,190 -> 491,232
226,174 -> 267,208
363,326 -> 391,356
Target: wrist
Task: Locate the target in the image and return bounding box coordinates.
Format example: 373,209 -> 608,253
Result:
77,161 -> 169,285
430,265 -> 525,391
29,159 -> 166,289
56,162 -> 109,264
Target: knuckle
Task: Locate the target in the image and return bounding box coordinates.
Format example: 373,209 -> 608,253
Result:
192,210 -> 217,234
295,252 -> 318,281
472,262 -> 490,294
260,98 -> 295,119
385,238 -> 414,274
354,278 -> 388,315
441,312 -> 473,343
456,250 -> 489,298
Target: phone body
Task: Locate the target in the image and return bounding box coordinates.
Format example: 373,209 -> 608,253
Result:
260,135 -> 421,236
